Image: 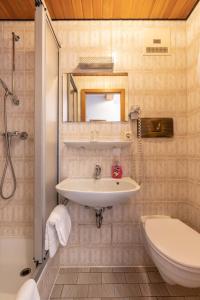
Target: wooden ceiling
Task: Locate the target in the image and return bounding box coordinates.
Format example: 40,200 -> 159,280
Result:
0,0 -> 199,20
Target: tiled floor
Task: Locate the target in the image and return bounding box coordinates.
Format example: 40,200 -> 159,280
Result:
50,267 -> 200,300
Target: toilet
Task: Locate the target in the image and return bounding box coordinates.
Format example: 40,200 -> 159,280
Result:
141,215 -> 200,288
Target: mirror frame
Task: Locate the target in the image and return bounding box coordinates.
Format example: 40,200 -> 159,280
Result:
80,88 -> 125,122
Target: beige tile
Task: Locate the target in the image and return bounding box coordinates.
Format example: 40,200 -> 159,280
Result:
59,267 -> 90,273
114,284 -> 141,297
125,272 -> 149,283
102,272 -> 126,284
166,285 -> 200,296
78,272 -> 101,284
61,284 -> 88,298
90,267 -> 113,272
140,284 -> 170,296
147,271 -> 164,283
88,284 -> 115,297
56,273 -> 78,284
50,285 -> 63,298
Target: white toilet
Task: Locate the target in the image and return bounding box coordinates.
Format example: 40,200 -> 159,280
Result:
141,215 -> 200,288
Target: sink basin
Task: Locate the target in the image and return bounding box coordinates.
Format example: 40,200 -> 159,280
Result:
56,177 -> 140,208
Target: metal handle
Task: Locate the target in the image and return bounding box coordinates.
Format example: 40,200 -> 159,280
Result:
0,131 -> 28,140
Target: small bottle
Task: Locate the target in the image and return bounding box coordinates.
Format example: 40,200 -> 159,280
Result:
112,160 -> 123,179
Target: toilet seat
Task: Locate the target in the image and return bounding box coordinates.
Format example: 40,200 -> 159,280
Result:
145,218 -> 200,269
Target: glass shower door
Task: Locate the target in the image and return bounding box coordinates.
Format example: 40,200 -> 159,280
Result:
34,2 -> 60,265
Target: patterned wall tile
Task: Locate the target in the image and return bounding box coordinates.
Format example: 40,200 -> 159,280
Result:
0,21 -> 34,238
186,0 -> 200,228
57,18 -> 192,266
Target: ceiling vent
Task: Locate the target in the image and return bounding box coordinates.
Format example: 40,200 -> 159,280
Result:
143,28 -> 171,56
76,57 -> 114,72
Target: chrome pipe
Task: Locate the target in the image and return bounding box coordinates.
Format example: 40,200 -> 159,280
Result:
12,32 -> 20,93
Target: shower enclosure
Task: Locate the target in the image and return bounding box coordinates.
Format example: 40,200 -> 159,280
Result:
0,31 -> 33,299
0,1 -> 60,298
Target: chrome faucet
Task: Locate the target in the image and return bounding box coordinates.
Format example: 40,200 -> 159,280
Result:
94,164 -> 101,179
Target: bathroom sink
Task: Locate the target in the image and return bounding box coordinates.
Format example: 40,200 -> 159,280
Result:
56,177 -> 140,208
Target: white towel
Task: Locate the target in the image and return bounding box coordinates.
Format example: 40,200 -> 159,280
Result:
16,279 -> 40,300
45,204 -> 71,257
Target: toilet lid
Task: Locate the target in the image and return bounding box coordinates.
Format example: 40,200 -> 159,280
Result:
145,218 -> 200,268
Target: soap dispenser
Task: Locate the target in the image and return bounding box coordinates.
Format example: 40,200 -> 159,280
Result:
112,159 -> 123,179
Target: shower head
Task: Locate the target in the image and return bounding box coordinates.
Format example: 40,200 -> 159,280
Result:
11,94 -> 20,106
0,78 -> 9,93
0,78 -> 20,105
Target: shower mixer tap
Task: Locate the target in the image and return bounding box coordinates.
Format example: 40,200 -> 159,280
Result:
0,131 -> 28,140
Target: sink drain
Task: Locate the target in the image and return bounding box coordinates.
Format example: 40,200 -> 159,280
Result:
20,268 -> 31,277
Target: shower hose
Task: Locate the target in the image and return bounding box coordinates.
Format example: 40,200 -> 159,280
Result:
0,91 -> 17,199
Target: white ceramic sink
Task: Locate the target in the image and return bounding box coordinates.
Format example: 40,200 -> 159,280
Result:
56,177 -> 140,208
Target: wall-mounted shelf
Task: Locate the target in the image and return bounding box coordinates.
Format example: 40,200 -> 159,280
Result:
71,72 -> 128,77
63,140 -> 132,149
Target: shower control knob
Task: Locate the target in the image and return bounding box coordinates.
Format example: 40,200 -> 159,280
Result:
20,131 -> 28,140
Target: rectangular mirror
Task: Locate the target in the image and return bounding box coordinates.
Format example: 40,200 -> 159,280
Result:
62,73 -> 128,122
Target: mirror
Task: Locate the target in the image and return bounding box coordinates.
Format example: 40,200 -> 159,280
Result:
63,73 -> 128,122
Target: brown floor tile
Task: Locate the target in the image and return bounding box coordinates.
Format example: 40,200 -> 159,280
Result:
50,285 -> 63,298
140,283 -> 170,296
147,272 -> 164,283
113,267 -> 139,273
112,267 -> 137,273
90,267 -> 113,272
125,272 -> 149,283
61,284 -> 89,298
59,267 -> 90,273
112,267 -> 157,273
102,272 -> 126,284
56,273 -> 78,284
78,272 -> 102,284
166,285 -> 200,296
88,284 -> 115,297
114,283 -> 141,297
140,267 -> 158,272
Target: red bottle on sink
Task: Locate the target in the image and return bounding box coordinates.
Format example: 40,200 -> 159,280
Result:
112,160 -> 123,179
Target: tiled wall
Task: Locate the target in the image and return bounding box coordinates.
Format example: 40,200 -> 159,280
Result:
56,20 -> 189,266
186,2 -> 200,231
0,21 -> 34,238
